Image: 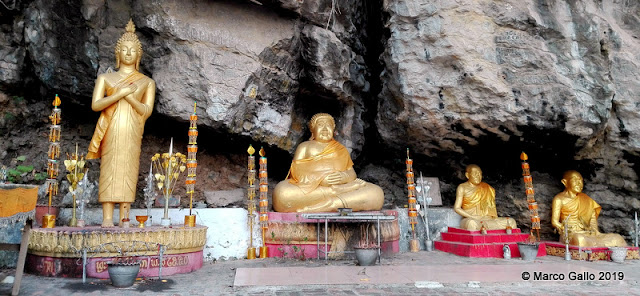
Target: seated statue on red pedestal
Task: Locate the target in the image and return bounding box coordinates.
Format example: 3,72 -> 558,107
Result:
453,164 -> 516,231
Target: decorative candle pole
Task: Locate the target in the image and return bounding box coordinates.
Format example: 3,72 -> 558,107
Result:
143,163 -> 156,218
137,163 -> 155,228
635,212 -> 638,248
164,139 -> 174,227
258,147 -> 269,258
246,145 -> 257,259
76,170 -> 90,227
563,214 -> 571,261
406,149 -> 419,252
44,94 -> 61,228
417,172 -> 433,251
185,102 -> 198,227
520,152 -> 540,241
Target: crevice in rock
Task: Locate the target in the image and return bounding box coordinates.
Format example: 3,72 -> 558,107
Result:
356,0 -> 387,169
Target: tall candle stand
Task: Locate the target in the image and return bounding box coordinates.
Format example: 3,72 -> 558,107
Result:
44,94 -> 61,228
520,152 -> 540,241
185,102 -> 198,227
258,147 -> 269,258
246,145 -> 257,259
406,149 -> 419,252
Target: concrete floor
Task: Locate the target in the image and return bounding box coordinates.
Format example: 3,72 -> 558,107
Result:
2,250 -> 639,295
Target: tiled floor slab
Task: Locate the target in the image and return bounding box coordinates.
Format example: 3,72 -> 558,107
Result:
234,263 -> 602,286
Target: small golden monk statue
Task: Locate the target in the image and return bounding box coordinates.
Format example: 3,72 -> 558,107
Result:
87,20 -> 156,227
551,170 -> 626,247
454,164 -> 517,231
273,113 -> 384,212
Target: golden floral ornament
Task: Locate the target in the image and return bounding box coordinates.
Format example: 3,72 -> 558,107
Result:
151,151 -> 187,195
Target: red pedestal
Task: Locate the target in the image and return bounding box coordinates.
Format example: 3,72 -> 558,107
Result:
543,241 -> 639,261
265,211 -> 400,259
435,227 -> 546,258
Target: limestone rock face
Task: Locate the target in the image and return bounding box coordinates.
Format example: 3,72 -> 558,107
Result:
378,0 -> 640,234
6,0 -> 370,154
0,11 -> 25,86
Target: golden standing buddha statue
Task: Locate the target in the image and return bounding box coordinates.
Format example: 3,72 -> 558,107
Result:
87,20 -> 156,227
454,164 -> 516,231
273,113 -> 384,212
551,170 -> 626,247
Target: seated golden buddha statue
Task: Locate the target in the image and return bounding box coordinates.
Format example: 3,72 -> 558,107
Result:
273,113 -> 384,212
453,164 -> 517,231
551,170 -> 626,247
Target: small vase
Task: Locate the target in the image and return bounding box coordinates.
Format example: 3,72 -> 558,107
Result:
184,215 -> 196,227
136,215 -> 148,228
503,244 -> 511,259
425,240 -> 433,252
35,205 -> 59,227
480,225 -> 487,235
42,214 -> 56,228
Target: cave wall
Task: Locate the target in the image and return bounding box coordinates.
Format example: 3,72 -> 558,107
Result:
0,0 -> 639,240
378,0 -> 640,237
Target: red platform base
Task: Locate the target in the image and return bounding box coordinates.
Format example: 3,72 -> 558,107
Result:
544,241 -> 640,261
265,211 -> 400,259
435,227 -> 546,258
26,250 -> 203,278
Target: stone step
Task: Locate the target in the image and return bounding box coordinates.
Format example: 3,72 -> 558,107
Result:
434,240 -> 546,258
445,226 -> 522,235
441,232 -> 529,244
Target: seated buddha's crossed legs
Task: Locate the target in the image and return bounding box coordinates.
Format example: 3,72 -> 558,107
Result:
273,181 -> 384,213
460,217 -> 517,231
564,232 -> 627,247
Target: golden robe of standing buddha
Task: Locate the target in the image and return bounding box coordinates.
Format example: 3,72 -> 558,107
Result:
454,164 -> 516,231
551,170 -> 626,247
273,113 -> 384,212
87,20 -> 156,227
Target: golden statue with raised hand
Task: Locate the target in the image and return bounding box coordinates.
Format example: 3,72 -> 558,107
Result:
87,20 -> 156,227
454,164 -> 516,231
273,113 -> 384,212
551,170 -> 626,247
